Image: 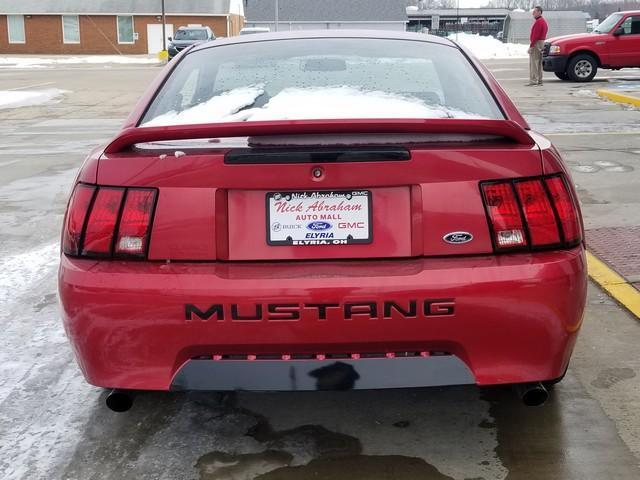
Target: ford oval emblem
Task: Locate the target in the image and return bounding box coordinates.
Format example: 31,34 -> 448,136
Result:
307,221 -> 332,231
443,232 -> 473,244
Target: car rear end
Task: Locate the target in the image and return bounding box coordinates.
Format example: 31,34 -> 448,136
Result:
59,32 -> 587,397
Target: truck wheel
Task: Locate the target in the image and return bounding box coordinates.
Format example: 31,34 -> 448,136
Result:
567,54 -> 598,82
554,71 -> 570,81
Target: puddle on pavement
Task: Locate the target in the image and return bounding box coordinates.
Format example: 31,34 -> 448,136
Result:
576,187 -> 610,205
196,450 -> 293,480
195,392 -> 453,480
255,455 -> 455,480
591,367 -> 636,389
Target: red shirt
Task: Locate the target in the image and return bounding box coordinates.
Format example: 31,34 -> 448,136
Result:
530,16 -> 549,47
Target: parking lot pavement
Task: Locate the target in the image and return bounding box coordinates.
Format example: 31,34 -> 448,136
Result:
0,62 -> 639,480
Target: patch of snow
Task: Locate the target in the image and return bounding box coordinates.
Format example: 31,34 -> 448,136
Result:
0,55 -> 159,68
0,243 -> 58,308
448,33 -> 529,59
143,85 -> 485,127
0,89 -> 67,109
143,84 -> 266,127
572,89 -> 597,98
574,165 -> 599,173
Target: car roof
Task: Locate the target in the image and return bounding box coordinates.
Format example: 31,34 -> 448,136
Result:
190,29 -> 456,53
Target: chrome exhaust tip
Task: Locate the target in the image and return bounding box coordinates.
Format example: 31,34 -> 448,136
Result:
513,382 -> 548,407
106,389 -> 134,412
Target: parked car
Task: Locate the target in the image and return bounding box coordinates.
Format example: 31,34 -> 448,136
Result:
240,27 -> 271,35
168,26 -> 215,60
543,10 -> 640,82
59,31 -> 587,412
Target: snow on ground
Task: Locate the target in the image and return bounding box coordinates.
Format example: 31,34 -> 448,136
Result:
448,33 -> 529,59
143,85 -> 485,127
0,89 -> 67,109
572,89 -> 598,98
0,55 -> 159,68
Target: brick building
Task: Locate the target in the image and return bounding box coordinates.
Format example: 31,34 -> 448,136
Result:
0,0 -> 245,55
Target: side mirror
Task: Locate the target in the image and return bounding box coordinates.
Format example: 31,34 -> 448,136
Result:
613,27 -> 625,36
168,36 -> 172,41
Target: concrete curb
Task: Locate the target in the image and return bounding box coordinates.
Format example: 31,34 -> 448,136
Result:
596,88 -> 640,107
587,251 -> 640,320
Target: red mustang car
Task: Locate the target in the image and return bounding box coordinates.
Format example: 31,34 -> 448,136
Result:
58,31 -> 587,411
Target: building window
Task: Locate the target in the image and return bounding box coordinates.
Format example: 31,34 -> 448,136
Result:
7,15 -> 25,44
117,16 -> 135,44
62,15 -> 80,44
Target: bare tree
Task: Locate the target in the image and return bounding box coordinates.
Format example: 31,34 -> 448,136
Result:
483,0 -> 640,18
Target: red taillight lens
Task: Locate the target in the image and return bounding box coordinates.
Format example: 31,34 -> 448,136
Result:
115,189 -> 157,257
62,184 -> 96,256
545,176 -> 582,244
514,179 -> 560,246
481,174 -> 582,253
62,184 -> 156,259
82,188 -> 125,256
481,182 -> 527,249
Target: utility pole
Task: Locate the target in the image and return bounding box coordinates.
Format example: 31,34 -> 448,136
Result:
161,0 -> 167,51
275,0 -> 279,32
456,0 -> 460,41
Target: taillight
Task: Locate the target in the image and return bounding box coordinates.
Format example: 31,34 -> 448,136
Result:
481,174 -> 582,252
544,176 -> 581,244
62,184 -> 157,259
115,189 -> 156,257
514,179 -> 560,246
62,184 -> 96,256
82,188 -> 125,256
481,182 -> 527,249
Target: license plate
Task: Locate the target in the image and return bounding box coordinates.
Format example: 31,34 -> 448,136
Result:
267,190 -> 372,246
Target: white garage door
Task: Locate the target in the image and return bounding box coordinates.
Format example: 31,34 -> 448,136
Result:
147,24 -> 174,54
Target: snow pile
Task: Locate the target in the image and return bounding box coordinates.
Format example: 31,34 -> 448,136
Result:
0,55 -> 159,68
143,85 -> 485,127
448,33 -> 529,59
143,85 -> 266,126
0,88 -> 67,109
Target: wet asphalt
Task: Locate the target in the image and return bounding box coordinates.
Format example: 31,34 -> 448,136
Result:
0,59 -> 639,479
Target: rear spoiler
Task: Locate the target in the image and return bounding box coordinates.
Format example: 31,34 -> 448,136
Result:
103,119 -> 534,154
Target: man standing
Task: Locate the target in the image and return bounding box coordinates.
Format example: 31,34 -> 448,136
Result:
527,6 -> 548,86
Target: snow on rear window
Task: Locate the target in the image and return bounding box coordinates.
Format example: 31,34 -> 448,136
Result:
141,38 -> 503,127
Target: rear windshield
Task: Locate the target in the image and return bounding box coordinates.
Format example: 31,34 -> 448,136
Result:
141,38 -> 504,127
174,29 -> 208,40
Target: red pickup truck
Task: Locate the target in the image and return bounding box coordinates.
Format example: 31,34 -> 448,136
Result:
543,11 -> 640,82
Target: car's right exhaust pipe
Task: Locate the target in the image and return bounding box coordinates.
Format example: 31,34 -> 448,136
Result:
106,389 -> 134,412
513,382 -> 548,406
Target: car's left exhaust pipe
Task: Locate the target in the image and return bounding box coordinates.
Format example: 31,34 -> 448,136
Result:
106,389 -> 134,412
513,382 -> 548,407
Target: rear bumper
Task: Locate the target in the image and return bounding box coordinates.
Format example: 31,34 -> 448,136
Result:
543,55 -> 569,72
59,247 -> 587,391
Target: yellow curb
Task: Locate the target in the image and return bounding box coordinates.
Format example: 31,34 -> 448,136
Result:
587,250 -> 640,319
596,89 -> 640,108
